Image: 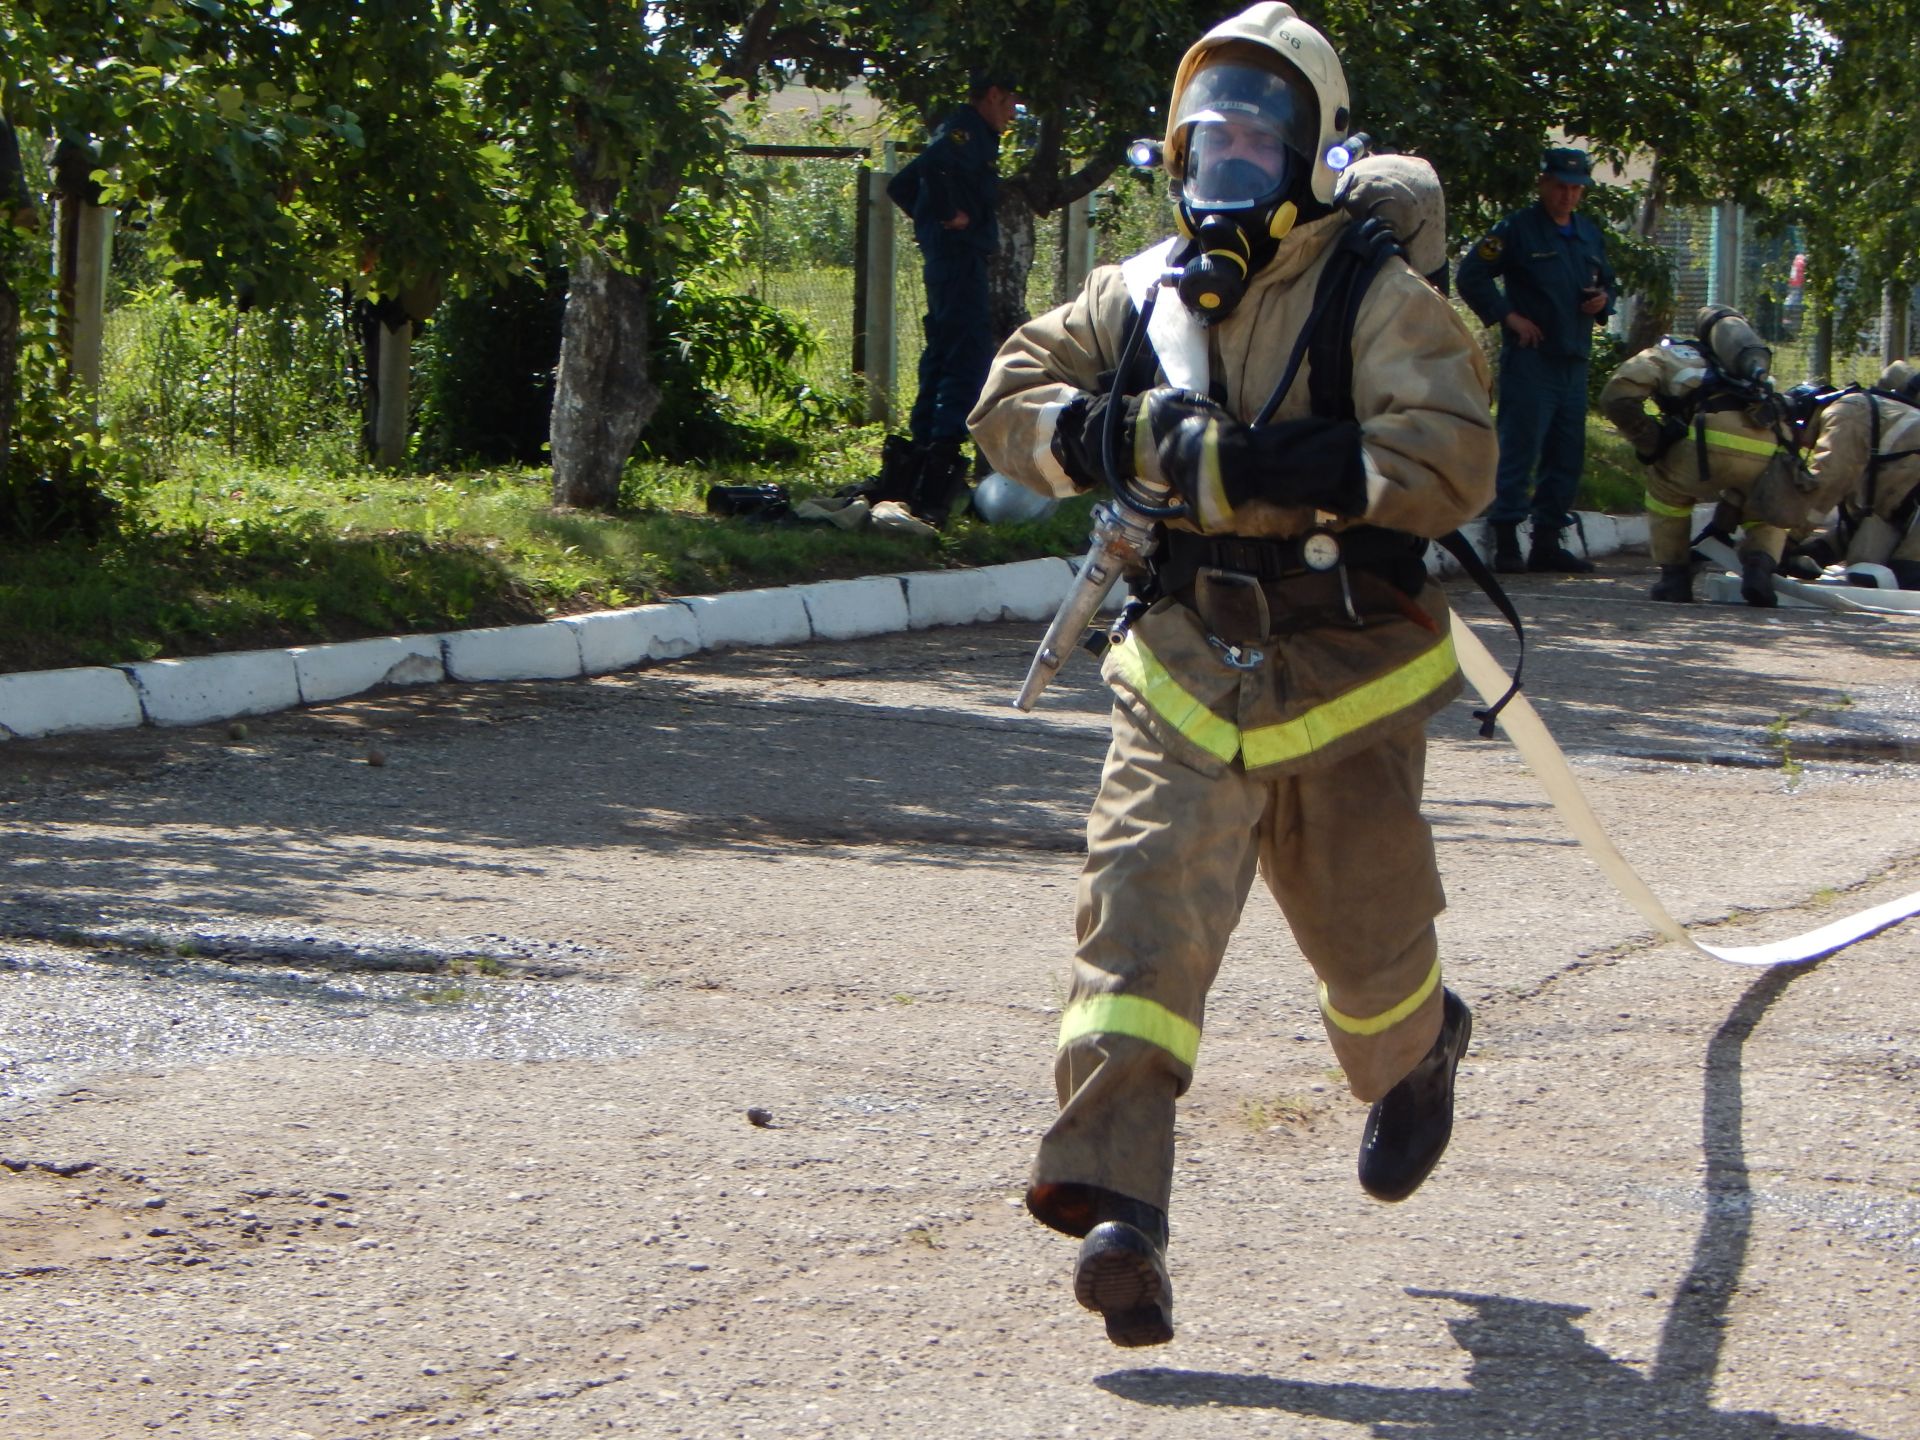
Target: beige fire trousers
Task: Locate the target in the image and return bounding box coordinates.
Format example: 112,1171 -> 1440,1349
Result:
1033,698 -> 1448,1215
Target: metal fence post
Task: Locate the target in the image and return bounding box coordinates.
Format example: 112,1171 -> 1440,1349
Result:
853,148 -> 897,428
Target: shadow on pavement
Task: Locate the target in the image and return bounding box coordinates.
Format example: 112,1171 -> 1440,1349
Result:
1096,961 -> 1882,1439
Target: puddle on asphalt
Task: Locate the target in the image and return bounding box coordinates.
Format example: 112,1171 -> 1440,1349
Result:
0,929 -> 659,1113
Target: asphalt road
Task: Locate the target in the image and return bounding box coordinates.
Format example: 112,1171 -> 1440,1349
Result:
2,557 -> 1918,1439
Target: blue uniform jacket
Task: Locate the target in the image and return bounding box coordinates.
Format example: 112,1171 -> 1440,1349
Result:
886,104 -> 1000,255
1457,202 -> 1616,360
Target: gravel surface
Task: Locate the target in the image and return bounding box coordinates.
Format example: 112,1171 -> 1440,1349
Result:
2,558 -> 1917,1439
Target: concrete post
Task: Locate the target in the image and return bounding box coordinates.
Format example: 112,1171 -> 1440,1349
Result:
1061,193 -> 1095,304
373,318 -> 411,469
1881,280 -> 1908,367
1707,201 -> 1739,309
860,157 -> 897,428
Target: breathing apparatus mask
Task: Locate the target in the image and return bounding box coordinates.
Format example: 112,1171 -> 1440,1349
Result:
1160,58 -> 1321,324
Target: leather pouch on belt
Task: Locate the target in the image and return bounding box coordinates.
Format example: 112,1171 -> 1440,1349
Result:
1193,567 -> 1270,647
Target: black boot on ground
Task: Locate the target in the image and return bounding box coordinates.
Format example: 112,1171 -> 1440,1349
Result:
1649,564 -> 1695,603
1490,521 -> 1525,575
1028,1182 -> 1174,1348
909,439 -> 970,527
1357,988 -> 1472,1203
1528,525 -> 1596,574
1740,551 -> 1779,608
857,433 -> 922,505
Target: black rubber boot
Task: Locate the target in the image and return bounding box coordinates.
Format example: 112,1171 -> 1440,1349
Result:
1358,989 -> 1472,1203
1649,564 -> 1695,603
909,439 -> 969,527
1739,551 -> 1779,608
1490,521 -> 1525,575
1527,525 -> 1596,574
1029,1183 -> 1174,1348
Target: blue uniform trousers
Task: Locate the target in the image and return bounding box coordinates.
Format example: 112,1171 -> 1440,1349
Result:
909,246 -> 993,444
1489,347 -> 1588,528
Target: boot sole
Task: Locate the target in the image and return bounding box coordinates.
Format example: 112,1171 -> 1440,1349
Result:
1073,1226 -> 1174,1347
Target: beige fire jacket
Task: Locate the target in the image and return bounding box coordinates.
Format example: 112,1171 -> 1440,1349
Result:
1805,391 -> 1920,556
1598,339 -> 1788,506
969,214 -> 1495,778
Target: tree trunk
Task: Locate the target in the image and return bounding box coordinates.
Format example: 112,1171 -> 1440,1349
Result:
1623,153 -> 1669,353
549,248 -> 657,509
987,182 -> 1037,347
0,282 -> 17,491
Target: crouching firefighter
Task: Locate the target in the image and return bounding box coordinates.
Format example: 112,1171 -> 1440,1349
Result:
1598,306 -> 1817,607
1789,361 -> 1920,588
968,2 -> 1495,1349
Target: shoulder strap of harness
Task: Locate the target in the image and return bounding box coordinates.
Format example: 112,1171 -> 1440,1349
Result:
1292,216 -> 1526,736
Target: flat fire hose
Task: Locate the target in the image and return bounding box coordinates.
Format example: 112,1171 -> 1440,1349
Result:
1450,613 -> 1920,966
1695,534 -> 1920,616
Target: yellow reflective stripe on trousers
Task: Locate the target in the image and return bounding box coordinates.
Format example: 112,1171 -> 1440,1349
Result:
1240,632 -> 1458,770
1058,993 -> 1202,1068
1319,957 -> 1442,1036
1107,633 -> 1241,763
1702,427 -> 1779,458
1111,630 -> 1458,770
1646,495 -> 1695,519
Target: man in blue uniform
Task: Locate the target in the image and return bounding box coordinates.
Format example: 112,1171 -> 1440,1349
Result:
1458,146 -> 1615,573
879,74 -> 1018,526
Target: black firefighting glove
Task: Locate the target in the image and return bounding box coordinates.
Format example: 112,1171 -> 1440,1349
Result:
1051,386 -> 1223,498
1154,409 -> 1369,532
1641,414 -> 1690,463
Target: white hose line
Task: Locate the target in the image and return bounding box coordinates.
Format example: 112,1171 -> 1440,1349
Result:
1451,612 -> 1920,966
1696,535 -> 1920,616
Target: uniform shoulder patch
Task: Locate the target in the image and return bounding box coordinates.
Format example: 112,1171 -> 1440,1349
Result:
1476,235 -> 1502,261
949,128 -> 970,146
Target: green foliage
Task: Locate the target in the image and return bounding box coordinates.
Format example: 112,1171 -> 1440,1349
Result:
102,283 -> 360,468
414,271 -> 569,469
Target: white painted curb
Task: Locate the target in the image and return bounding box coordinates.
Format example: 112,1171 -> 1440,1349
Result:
443,623 -> 583,682
126,650 -> 302,728
0,666 -> 144,740
800,577 -> 911,641
681,587 -> 812,651
560,603 -> 702,676
0,511 -> 1646,741
292,635 -> 445,706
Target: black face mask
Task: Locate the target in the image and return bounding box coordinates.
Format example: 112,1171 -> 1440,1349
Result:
1175,212 -> 1262,323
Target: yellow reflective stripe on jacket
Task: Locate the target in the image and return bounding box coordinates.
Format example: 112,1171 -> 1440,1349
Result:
1646,494 -> 1695,519
1320,957 -> 1442,1036
1702,427 -> 1778,457
1107,634 -> 1241,763
1110,629 -> 1458,769
1240,632 -> 1458,770
1058,993 -> 1201,1067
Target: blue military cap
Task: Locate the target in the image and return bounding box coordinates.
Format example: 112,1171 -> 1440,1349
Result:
1540,146 -> 1593,185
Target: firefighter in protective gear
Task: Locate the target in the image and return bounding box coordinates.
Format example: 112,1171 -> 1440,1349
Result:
969,1 -> 1492,1350
1793,362 -> 1920,589
1598,307 -> 1812,607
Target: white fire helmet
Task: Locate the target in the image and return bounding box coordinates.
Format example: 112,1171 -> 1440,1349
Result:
1164,3 -> 1352,210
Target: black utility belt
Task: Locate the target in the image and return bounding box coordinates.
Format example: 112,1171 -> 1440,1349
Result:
1154,527 -> 1428,591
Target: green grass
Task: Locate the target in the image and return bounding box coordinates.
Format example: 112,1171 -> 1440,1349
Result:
1577,412 -> 1650,516
0,429 -> 1099,675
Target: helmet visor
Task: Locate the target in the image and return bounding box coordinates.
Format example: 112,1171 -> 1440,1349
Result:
1175,61 -> 1316,209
